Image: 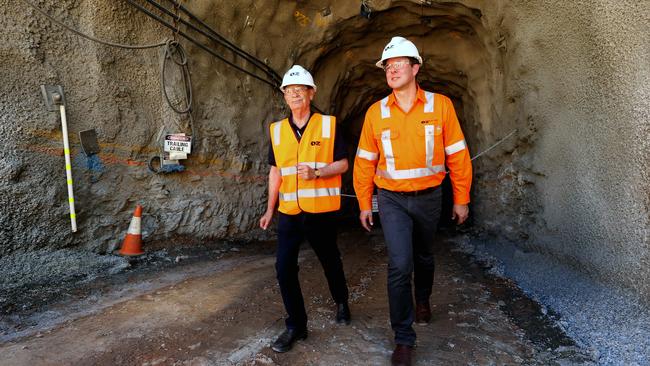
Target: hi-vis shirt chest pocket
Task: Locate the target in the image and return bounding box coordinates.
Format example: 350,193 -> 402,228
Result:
374,128 -> 400,141
375,129 -> 400,161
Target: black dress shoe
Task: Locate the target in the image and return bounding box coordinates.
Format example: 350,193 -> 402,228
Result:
336,302 -> 351,325
415,301 -> 431,325
391,344 -> 413,366
271,328 -> 308,353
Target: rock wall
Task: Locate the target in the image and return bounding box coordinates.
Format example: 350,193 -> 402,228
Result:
0,0 -> 284,254
1,0 -> 648,299
494,0 -> 650,299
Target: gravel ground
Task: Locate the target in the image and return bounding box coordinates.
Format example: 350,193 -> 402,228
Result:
452,233 -> 650,366
0,249 -> 129,293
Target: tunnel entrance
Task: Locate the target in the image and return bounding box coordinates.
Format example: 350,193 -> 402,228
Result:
298,2 -> 497,225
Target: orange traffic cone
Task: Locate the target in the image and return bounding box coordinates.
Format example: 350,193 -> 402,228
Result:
119,205 -> 144,256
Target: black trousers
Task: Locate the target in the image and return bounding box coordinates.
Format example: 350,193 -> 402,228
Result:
276,211 -> 349,330
377,187 -> 442,346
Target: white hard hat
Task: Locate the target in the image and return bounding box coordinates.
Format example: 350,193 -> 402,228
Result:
375,36 -> 423,68
280,65 -> 317,92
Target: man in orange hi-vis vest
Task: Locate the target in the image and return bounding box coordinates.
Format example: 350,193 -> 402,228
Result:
353,37 -> 472,366
259,65 -> 351,353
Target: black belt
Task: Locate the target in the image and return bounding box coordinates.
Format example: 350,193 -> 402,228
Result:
382,185 -> 440,196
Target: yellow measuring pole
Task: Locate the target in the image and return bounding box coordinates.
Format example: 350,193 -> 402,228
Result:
59,103 -> 77,232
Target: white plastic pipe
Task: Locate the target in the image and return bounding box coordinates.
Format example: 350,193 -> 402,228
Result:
59,104 -> 77,232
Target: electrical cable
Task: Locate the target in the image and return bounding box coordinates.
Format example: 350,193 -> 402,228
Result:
124,0 -> 279,89
161,40 -> 192,114
145,0 -> 282,85
161,0 -> 283,84
470,129 -> 517,161
20,0 -> 167,49
150,40 -> 198,174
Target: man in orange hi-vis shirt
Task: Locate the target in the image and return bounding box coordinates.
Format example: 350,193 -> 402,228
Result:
353,36 -> 472,366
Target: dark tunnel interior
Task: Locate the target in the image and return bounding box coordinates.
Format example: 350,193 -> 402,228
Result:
294,2 -> 495,225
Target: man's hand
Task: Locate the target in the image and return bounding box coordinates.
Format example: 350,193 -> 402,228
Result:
259,209 -> 274,230
297,164 -> 316,180
359,210 -> 374,232
451,204 -> 469,225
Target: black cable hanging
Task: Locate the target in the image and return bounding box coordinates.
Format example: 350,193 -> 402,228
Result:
124,0 -> 279,89
157,0 -> 283,85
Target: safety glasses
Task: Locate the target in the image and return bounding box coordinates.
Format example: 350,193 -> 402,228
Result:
283,86 -> 309,95
383,61 -> 411,72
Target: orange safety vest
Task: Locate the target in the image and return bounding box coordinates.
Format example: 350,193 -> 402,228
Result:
353,87 -> 472,211
270,113 -> 341,215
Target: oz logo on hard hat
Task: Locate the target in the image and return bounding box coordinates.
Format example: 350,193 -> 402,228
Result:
376,36 -> 423,68
280,65 -> 317,92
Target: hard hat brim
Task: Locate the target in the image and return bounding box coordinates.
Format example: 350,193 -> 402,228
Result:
279,84 -> 317,93
376,55 -> 423,68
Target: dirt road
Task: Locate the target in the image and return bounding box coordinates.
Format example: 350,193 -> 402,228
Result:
0,229 -> 592,365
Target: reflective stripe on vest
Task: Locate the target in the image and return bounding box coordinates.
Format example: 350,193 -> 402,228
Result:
280,192 -> 297,201
298,187 -> 340,198
322,115 -> 331,138
279,187 -> 340,201
271,114 -> 341,214
273,122 -> 282,146
280,162 -> 328,176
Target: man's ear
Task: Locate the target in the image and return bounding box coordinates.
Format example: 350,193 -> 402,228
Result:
412,63 -> 421,77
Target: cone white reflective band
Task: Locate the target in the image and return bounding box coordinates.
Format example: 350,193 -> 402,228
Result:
297,187 -> 340,198
273,122 -> 282,145
356,148 -> 378,161
445,140 -> 467,155
322,115 -> 331,138
379,125 -> 442,180
279,192 -> 297,201
380,96 -> 390,119
424,91 -> 435,113
127,216 -> 141,235
60,105 -> 77,232
280,166 -> 297,176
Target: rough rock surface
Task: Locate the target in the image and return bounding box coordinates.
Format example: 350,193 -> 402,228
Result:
0,0 -> 648,300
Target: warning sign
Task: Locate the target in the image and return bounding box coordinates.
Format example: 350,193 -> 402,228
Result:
164,134 -> 192,154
